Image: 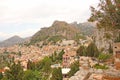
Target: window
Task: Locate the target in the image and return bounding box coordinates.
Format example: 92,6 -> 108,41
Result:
115,47 -> 117,48
116,52 -> 120,58
116,51 -> 120,54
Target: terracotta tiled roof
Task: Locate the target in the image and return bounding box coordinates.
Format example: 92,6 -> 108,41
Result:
0,69 -> 5,73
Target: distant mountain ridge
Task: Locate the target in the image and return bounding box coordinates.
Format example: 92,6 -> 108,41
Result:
0,36 -> 28,47
0,21 -> 96,47
71,22 -> 96,36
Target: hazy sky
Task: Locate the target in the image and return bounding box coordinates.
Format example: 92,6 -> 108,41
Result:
0,0 -> 99,41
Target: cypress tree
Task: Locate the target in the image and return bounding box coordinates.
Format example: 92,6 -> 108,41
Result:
0,72 -> 3,80
76,46 -> 86,56
50,68 -> 63,80
86,42 -> 99,57
108,43 -> 113,54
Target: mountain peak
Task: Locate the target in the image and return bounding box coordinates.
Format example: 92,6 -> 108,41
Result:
52,21 -> 68,27
5,35 -> 22,41
10,35 -> 21,39
31,21 -> 80,44
12,35 -> 20,37
0,35 -> 25,47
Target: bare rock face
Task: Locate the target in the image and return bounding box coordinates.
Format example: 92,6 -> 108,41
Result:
31,21 -> 80,43
71,22 -> 96,36
93,28 -> 113,52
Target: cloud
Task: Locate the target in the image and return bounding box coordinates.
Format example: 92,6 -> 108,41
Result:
0,0 -> 99,24
0,0 -> 99,40
0,32 -> 10,39
14,29 -> 39,38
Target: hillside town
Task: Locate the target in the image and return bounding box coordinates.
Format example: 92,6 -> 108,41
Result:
0,20 -> 120,80
0,0 -> 120,80
0,37 -> 120,80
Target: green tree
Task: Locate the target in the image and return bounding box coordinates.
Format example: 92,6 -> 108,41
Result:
57,50 -> 65,62
68,61 -> 79,77
76,46 -> 86,56
1,77 -> 8,80
4,62 -> 24,80
50,50 -> 65,63
89,0 -> 120,39
86,42 -> 99,57
0,72 -> 3,80
35,60 -> 44,71
51,51 -> 57,63
50,68 -> 63,80
108,43 -> 113,54
23,70 -> 42,80
42,57 -> 52,73
27,60 -> 35,71
23,70 -> 35,80
18,51 -> 22,57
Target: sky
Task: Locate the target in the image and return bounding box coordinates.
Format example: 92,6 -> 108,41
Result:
0,0 -> 99,41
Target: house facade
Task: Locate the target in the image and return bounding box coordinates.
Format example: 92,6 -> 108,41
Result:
62,50 -> 76,68
113,42 -> 120,70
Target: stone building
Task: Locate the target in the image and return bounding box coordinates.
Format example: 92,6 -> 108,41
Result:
62,50 -> 77,68
113,42 -> 120,70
